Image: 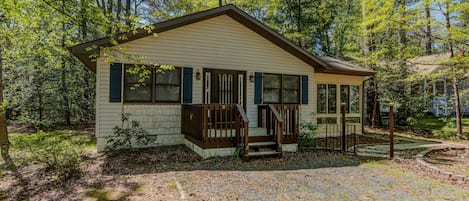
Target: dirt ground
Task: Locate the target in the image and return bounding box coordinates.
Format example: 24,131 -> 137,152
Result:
1,145 -> 468,201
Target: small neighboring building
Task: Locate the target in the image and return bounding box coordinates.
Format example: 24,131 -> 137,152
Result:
409,53 -> 469,117
70,5 -> 374,158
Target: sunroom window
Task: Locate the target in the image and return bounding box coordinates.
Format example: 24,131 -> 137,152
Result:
340,85 -> 360,113
317,84 -> 337,114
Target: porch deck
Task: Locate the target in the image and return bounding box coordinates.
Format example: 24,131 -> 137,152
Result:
181,104 -> 299,158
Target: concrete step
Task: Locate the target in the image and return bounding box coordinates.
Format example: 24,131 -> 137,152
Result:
246,150 -> 281,157
249,141 -> 276,147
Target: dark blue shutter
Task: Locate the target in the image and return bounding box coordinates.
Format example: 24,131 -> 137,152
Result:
254,72 -> 262,104
183,67 -> 193,103
109,63 -> 122,102
301,75 -> 308,104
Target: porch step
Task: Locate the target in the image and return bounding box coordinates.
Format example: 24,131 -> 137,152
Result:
242,140 -> 281,160
249,141 -> 276,147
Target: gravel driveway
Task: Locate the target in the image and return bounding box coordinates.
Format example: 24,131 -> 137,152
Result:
3,145 -> 468,201
95,146 -> 468,201
122,163 -> 468,201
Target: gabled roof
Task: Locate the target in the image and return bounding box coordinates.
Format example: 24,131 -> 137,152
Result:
408,53 -> 451,74
70,4 -> 374,76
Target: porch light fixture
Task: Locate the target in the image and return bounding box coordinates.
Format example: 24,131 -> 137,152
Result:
196,69 -> 201,80
249,72 -> 254,82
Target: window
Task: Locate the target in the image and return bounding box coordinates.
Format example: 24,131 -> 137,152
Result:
317,84 -> 327,113
124,65 -> 152,102
328,84 -> 337,113
263,74 -> 300,104
435,80 -> 445,97
263,74 -> 281,103
124,64 -> 181,103
155,69 -> 181,102
282,75 -> 300,103
350,85 -> 360,113
340,85 -> 360,114
340,85 -> 350,113
317,84 -> 337,114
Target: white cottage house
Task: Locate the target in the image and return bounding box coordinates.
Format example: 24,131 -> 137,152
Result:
71,5 -> 374,159
409,53 -> 469,117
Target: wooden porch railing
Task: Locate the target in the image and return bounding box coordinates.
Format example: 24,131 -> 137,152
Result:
258,104 -> 300,146
181,104 -> 249,149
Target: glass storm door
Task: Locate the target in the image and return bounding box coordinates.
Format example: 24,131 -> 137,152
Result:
204,69 -> 245,128
204,69 -> 245,106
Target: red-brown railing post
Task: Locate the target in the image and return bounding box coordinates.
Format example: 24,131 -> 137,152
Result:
235,113 -> 240,145
244,122 -> 249,155
341,102 -> 346,153
389,103 -> 394,159
277,121 -> 283,152
202,105 -> 208,144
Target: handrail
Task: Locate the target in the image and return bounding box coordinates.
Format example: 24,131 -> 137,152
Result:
235,104 -> 249,156
236,104 -> 249,123
268,104 -> 283,123
268,104 -> 283,152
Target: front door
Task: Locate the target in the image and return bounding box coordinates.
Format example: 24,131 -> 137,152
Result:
204,69 -> 246,128
204,69 -> 245,106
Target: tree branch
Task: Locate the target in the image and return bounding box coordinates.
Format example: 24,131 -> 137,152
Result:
39,0 -> 81,24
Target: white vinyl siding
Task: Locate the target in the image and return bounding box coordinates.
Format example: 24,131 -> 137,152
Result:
95,15 -> 318,151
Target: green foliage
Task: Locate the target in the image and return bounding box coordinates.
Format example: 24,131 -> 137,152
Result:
232,146 -> 242,160
12,130 -> 87,178
105,113 -> 156,151
298,121 -> 318,151
401,117 -> 469,139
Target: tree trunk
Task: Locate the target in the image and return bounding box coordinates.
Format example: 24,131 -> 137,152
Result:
100,0 -> 106,15
424,0 -> 432,55
443,0 -> 463,138
453,77 -> 462,138
125,0 -> 131,27
397,0 -> 407,46
38,78 -> 43,128
117,0 -> 122,32
62,0 -> 71,126
297,0 -> 302,47
81,0 -> 88,39
134,0 -> 137,20
108,0 -> 114,33
361,0 -> 370,60
0,46 -> 8,146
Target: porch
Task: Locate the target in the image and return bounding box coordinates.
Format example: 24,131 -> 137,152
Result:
181,104 -> 299,159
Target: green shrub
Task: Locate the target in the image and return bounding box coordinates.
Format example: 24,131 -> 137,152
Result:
298,122 -> 318,151
13,130 -> 83,178
105,113 -> 156,151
